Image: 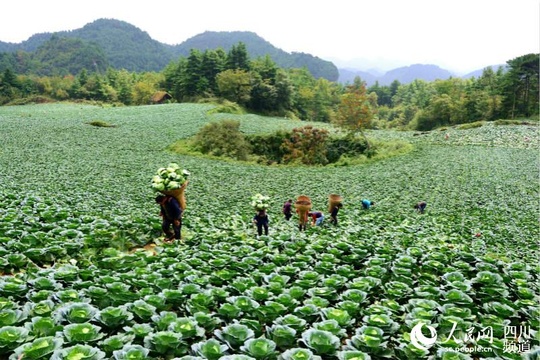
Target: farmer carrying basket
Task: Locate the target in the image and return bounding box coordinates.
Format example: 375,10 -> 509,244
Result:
328,194 -> 343,225
294,195 -> 312,231
151,163 -> 190,242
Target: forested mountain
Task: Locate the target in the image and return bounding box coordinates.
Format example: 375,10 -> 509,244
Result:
0,19 -> 338,80
66,19 -> 175,71
0,19 -> 177,72
0,36 -> 110,76
173,31 -> 339,81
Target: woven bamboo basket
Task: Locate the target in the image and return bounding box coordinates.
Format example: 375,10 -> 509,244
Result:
328,194 -> 343,212
295,195 -> 312,211
294,195 -> 312,224
161,188 -> 187,210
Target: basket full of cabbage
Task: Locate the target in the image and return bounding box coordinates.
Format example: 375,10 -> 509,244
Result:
151,163 -> 190,209
250,193 -> 270,211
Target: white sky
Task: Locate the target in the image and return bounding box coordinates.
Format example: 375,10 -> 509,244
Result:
1,0 -> 538,74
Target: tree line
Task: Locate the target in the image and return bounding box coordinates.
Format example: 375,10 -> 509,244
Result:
0,42 -> 537,130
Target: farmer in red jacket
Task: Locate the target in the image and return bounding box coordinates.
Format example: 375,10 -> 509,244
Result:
308,211 -> 325,226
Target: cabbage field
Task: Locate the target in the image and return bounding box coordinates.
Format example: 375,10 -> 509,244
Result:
0,103 -> 538,360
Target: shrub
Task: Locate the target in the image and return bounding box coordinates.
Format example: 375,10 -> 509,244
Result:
205,100 -> 245,115
183,125 -> 398,166
193,119 -> 251,161
411,110 -> 444,131
326,136 -> 369,163
8,96 -> 55,105
493,119 -> 539,126
87,120 -> 116,128
457,121 -> 486,130
247,130 -> 291,164
282,126 -> 330,165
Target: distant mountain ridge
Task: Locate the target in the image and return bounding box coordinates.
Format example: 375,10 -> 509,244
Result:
0,18 -> 503,84
338,63 -> 507,86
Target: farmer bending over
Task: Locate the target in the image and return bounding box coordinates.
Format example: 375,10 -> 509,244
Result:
308,211 -> 325,226
414,201 -> 427,214
362,199 -> 375,210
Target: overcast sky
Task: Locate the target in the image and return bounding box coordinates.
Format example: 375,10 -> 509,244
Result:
1,0 -> 538,74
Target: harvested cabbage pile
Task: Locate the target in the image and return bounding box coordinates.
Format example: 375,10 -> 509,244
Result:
250,193 -> 270,210
151,163 -> 190,192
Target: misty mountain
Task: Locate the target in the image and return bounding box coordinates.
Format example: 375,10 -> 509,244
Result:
338,68 -> 378,85
382,64 -> 454,84
461,64 -> 507,78
339,63 -> 509,87
339,64 -> 454,86
0,19 -> 338,81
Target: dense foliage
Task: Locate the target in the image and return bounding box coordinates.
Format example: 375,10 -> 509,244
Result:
192,122 -> 370,165
0,103 -> 538,359
193,120 -> 252,161
369,54 -> 539,129
0,51 -> 537,131
281,126 -> 330,165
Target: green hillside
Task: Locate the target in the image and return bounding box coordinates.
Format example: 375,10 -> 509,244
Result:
0,19 -> 338,80
173,31 -> 339,81
0,104 -> 538,359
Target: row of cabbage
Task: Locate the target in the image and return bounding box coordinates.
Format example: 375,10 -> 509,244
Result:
1,229 -> 538,359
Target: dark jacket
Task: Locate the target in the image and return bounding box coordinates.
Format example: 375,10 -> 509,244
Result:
415,201 -> 427,212
253,212 -> 269,226
160,196 -> 182,220
283,201 -> 292,214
